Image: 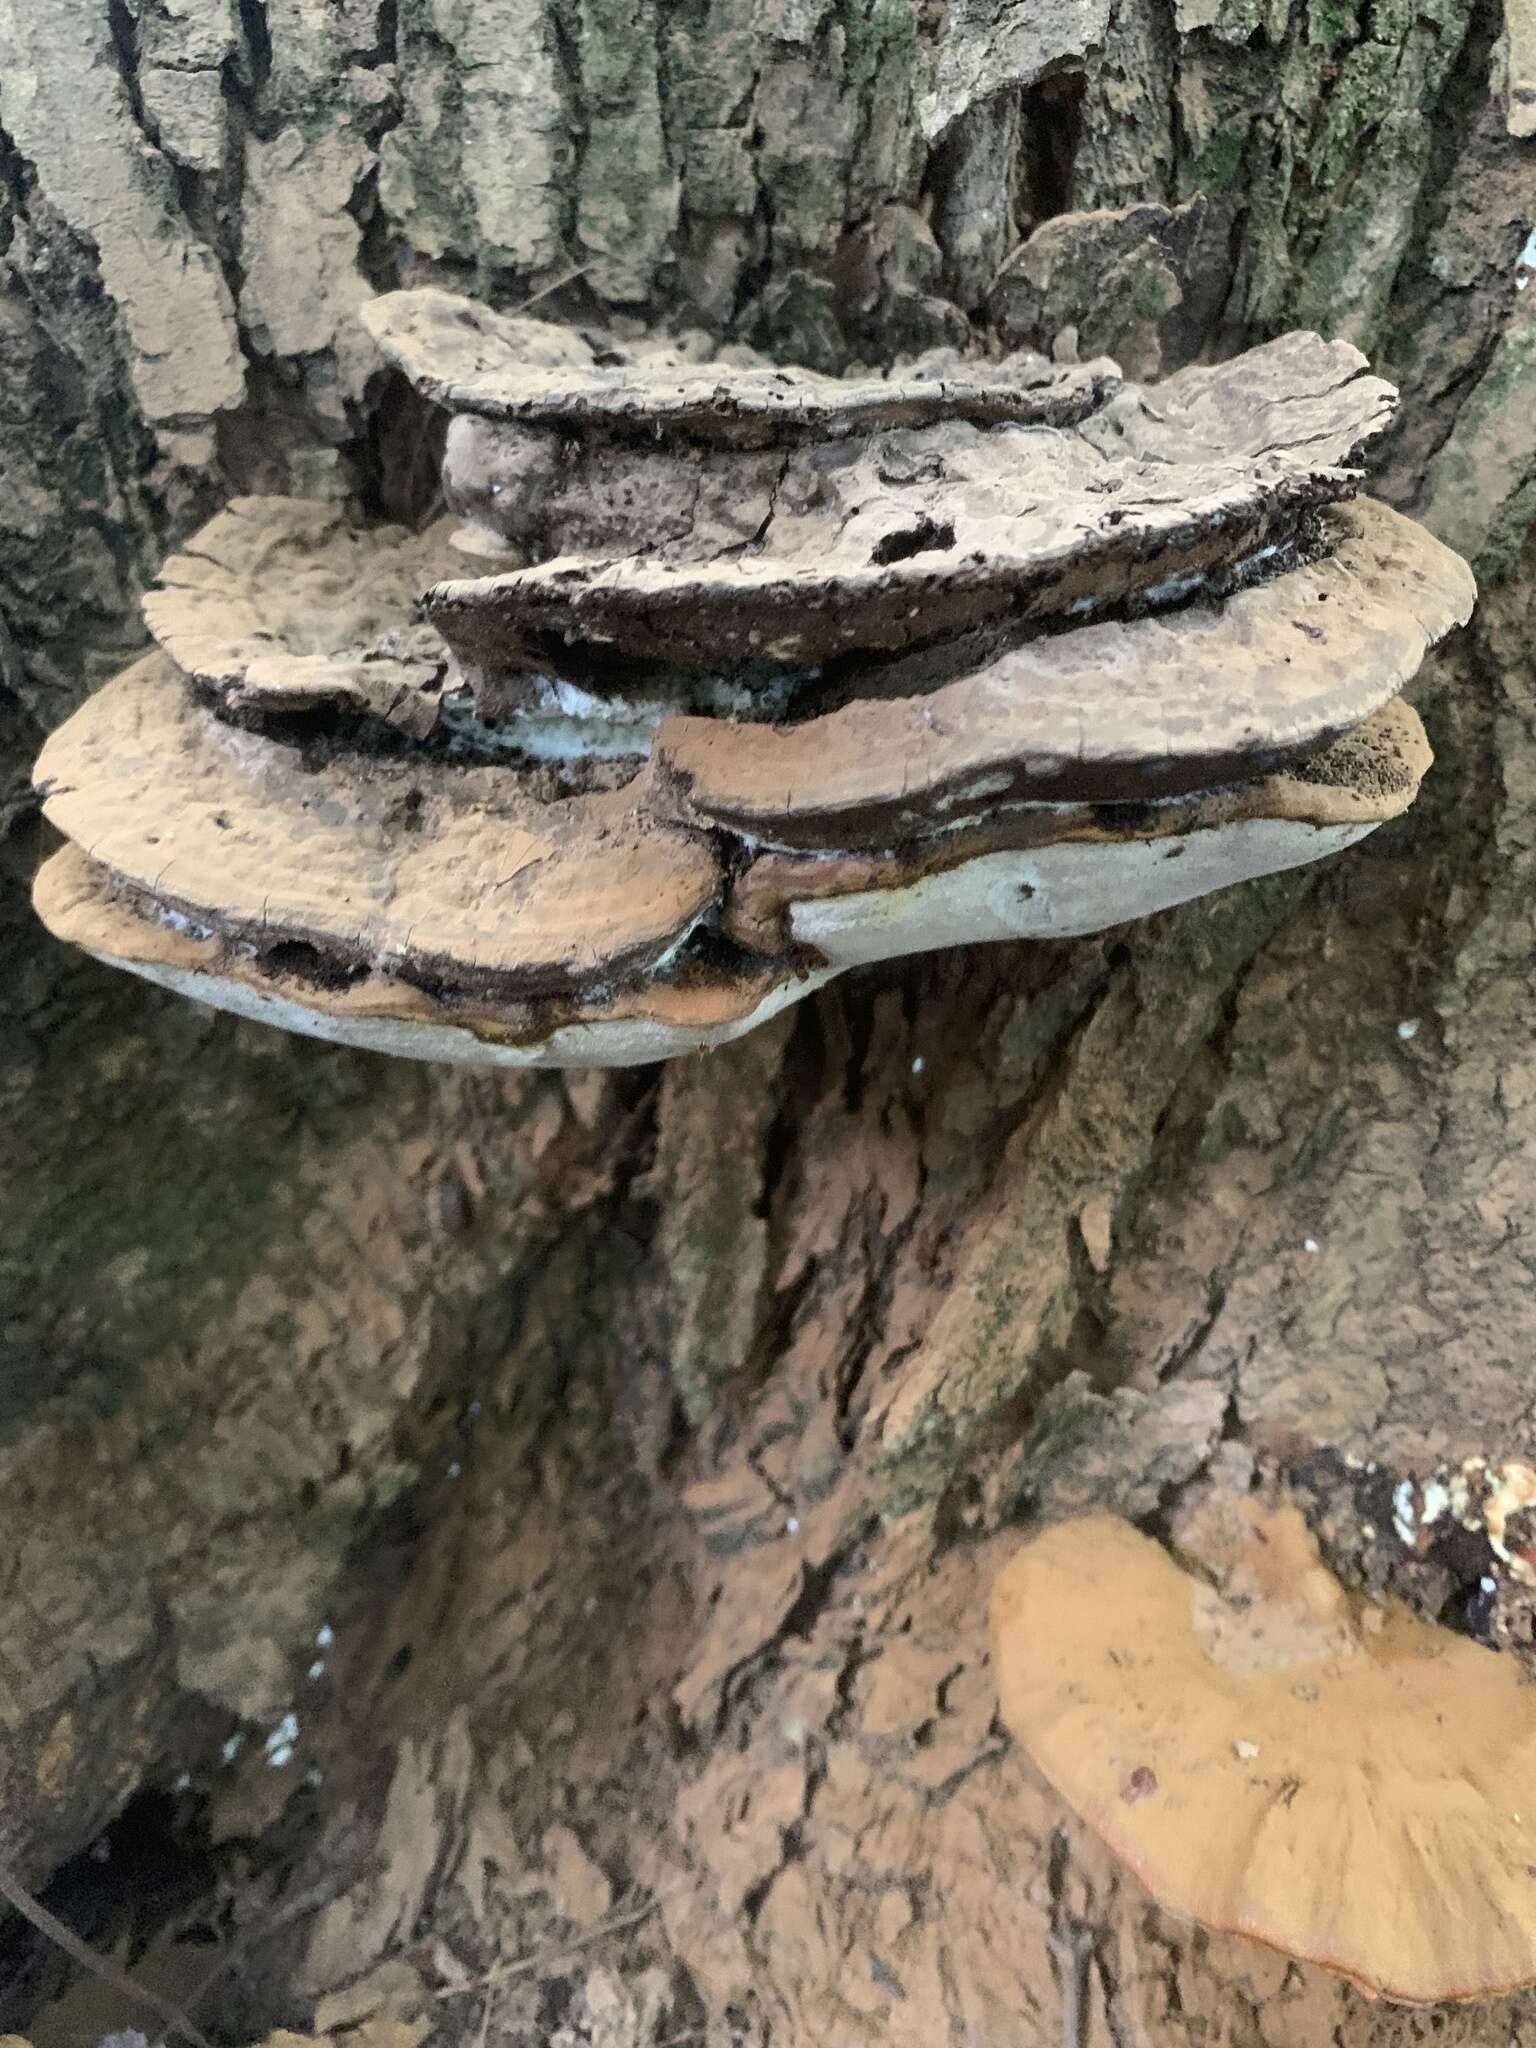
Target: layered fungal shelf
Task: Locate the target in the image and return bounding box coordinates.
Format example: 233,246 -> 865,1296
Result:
33,291 -> 1475,1068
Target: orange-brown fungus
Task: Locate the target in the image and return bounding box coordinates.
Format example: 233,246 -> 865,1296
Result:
991,1504 -> 1536,2003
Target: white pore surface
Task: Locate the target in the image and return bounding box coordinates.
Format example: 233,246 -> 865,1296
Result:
86,817 -> 1372,1066
788,818 -> 1378,968
84,948 -> 838,1068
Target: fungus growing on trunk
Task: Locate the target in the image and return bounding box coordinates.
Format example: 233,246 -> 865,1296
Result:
644,499 -> 1462,840
418,328 -> 1394,697
32,294 -> 1474,1068
144,497 -> 458,735
991,1505 -> 1536,2003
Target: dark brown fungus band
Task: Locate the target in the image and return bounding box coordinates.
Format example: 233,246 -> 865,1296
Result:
27,298 -> 1474,1068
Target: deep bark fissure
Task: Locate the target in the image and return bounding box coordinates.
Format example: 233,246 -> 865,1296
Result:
238,0 -> 273,102
1020,70 -> 1088,225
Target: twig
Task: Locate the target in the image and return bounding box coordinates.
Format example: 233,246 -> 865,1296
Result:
1050,1922 -> 1094,2048
0,1854 -> 213,2048
516,264 -> 593,311
185,1869 -> 350,2013
472,1970 -> 500,2048
435,1886 -> 681,2000
410,490 -> 447,536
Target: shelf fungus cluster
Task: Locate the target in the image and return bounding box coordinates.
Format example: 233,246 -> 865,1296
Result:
32,290 -> 1474,1067
992,1504 -> 1536,2004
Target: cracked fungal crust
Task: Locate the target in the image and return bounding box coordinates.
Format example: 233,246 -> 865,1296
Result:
33,653 -> 721,999
424,333 -> 1397,687
144,498 -> 459,736
646,499 -> 1475,843
361,286 -> 1118,442
438,415 -> 817,591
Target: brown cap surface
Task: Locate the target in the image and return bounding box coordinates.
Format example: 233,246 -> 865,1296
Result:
991,1505 -> 1536,2003
647,497 -> 1475,844
30,310 -> 1472,1070
361,286 -> 1116,442
726,699 -> 1432,960
33,654 -> 720,999
33,841 -> 830,1069
143,497 -> 458,735
425,333 -> 1396,683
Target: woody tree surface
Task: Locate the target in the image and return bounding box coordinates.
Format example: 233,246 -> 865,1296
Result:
0,1 -> 1534,2043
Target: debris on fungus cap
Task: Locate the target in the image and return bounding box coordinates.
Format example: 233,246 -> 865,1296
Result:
30,300 -> 1474,1069
143,498 -> 459,736
990,1504 -> 1536,2004
424,330 -> 1397,698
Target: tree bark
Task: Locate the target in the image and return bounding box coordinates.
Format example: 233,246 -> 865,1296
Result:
1,0 -> 1534,2041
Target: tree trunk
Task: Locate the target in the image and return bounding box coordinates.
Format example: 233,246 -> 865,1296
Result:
1,0 -> 1534,2041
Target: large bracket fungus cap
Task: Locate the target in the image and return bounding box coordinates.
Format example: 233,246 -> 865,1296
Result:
725,700 -> 1434,967
645,497 -> 1473,843
32,654 -> 722,1003
31,671 -> 1434,1059
34,840 -> 830,1068
361,286 -> 1118,441
992,1505 -> 1536,2004
425,333 -> 1398,693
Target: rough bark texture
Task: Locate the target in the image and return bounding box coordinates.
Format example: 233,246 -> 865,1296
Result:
1,0 -> 1534,2043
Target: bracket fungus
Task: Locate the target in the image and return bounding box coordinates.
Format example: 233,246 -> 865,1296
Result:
142,497 -> 459,737
32,292 -> 1474,1068
991,1505 -> 1536,2004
